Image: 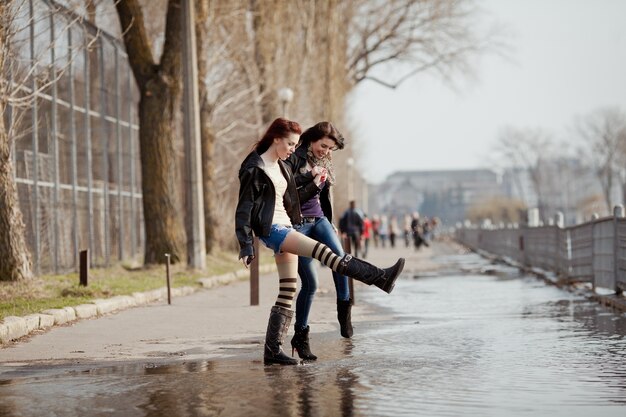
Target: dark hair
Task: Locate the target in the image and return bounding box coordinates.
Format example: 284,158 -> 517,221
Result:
255,118 -> 303,154
298,121 -> 345,150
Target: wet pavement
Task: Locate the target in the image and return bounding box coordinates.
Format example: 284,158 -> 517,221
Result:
1,242 -> 626,416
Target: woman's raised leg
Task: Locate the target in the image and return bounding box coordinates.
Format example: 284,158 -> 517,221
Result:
281,230 -> 405,294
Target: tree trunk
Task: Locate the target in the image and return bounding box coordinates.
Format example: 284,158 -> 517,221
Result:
0,1 -> 32,281
0,105 -> 33,281
195,1 -> 216,253
138,81 -> 186,264
199,114 -> 217,253
115,0 -> 186,264
249,0 -> 277,124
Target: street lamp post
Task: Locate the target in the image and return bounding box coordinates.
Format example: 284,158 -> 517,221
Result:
278,87 -> 294,117
181,0 -> 206,270
362,176 -> 369,214
347,157 -> 354,202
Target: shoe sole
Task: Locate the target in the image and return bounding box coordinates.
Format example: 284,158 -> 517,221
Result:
264,359 -> 299,365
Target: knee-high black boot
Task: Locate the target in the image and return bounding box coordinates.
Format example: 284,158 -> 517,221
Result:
337,255 -> 405,294
290,326 -> 317,360
337,299 -> 353,338
264,306 -> 299,365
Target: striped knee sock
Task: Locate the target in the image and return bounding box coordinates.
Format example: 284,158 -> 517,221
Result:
275,261 -> 298,309
291,232 -> 343,271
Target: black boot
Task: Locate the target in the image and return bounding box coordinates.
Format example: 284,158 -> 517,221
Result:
337,255 -> 405,294
264,306 -> 299,365
337,299 -> 353,338
290,326 -> 317,360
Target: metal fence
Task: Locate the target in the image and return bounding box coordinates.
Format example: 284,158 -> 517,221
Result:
454,207 -> 626,294
7,0 -> 143,274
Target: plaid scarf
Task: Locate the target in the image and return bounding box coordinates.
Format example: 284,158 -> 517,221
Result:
306,145 -> 336,186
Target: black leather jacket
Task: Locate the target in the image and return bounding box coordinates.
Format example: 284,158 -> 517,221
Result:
285,146 -> 334,222
235,151 -> 302,259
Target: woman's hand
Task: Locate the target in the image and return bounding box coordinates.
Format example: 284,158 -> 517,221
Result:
310,165 -> 322,176
241,255 -> 254,269
313,167 -> 327,186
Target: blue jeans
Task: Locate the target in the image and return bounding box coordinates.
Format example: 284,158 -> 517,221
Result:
294,217 -> 350,331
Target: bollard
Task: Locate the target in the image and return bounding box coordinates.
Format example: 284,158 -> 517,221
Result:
554,212 -> 564,228
79,249 -> 89,286
343,236 -> 355,305
527,208 -> 540,227
613,206 -> 624,295
250,238 -> 259,306
165,253 -> 171,305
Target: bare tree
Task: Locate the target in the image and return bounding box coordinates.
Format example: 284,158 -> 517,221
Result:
191,0 -> 354,248
1,0 -> 87,280
113,0 -> 186,264
577,107 -> 626,214
346,0 -> 496,89
611,112 -> 626,206
0,0 -> 32,281
493,126 -> 556,221
178,0 -> 498,249
467,196 -> 526,224
191,1 -> 263,250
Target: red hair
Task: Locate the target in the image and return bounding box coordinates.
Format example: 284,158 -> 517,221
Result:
255,118 -> 302,154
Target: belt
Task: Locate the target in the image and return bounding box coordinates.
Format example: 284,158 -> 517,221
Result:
303,216 -> 320,223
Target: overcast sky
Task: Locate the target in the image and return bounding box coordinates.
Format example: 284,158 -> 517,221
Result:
347,0 -> 626,184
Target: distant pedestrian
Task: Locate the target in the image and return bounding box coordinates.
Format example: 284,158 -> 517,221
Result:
389,216 -> 399,248
372,215 -> 381,248
235,118 -> 405,365
339,200 -> 364,257
411,212 -> 427,250
362,214 -> 372,258
403,214 -> 412,248
378,215 -> 389,248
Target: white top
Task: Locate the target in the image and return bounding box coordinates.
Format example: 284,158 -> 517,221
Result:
261,158 -> 292,226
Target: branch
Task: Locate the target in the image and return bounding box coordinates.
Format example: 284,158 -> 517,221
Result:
114,0 -> 156,89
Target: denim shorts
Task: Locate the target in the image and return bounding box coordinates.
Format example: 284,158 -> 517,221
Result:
259,224 -> 294,254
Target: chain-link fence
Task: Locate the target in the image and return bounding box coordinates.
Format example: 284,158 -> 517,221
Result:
7,0 -> 143,275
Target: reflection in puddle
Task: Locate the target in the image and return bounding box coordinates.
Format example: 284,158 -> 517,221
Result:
0,358 -> 365,417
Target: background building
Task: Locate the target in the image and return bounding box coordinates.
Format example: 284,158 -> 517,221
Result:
371,169 -> 502,225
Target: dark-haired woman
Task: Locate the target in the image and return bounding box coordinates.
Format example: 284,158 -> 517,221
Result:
284,122 -> 352,362
235,118 -> 405,365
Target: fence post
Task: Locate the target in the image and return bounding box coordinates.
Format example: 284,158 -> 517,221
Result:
343,236 -> 355,305
614,205 -> 624,295
591,214 -> 597,292
79,250 -> 89,286
528,208 -> 540,227
250,238 -> 260,306
165,253 -> 171,305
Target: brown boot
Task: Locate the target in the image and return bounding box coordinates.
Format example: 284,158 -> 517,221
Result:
264,306 -> 299,365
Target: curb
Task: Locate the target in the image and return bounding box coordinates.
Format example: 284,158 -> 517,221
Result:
0,264 -> 277,345
469,247 -> 626,313
197,264 -> 276,288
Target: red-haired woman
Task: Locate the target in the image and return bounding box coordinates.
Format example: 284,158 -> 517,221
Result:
235,118 -> 405,365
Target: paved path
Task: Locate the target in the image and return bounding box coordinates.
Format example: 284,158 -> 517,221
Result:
0,240 -> 453,366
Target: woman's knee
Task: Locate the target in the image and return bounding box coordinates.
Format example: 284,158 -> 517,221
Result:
298,264 -> 319,294
314,221 -> 345,255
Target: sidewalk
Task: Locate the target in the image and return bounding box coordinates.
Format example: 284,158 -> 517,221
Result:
0,241 -> 456,367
